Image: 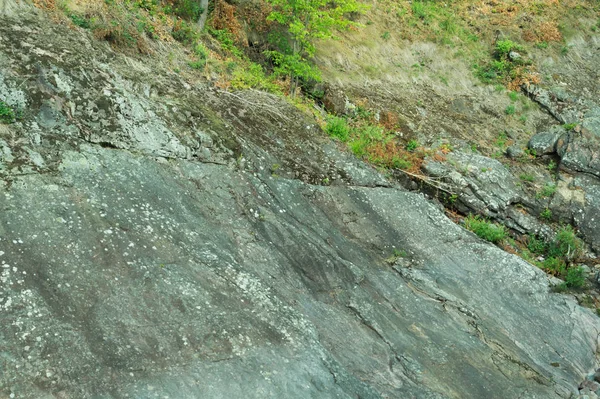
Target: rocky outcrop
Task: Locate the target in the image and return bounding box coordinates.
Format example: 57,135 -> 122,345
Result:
422,151 -> 521,217
1,5 -> 599,399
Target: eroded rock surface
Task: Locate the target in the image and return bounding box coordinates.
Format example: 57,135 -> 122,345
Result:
1,6 -> 599,399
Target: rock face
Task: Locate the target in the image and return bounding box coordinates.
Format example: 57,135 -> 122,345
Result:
1,6 -> 600,399
422,151 -> 521,217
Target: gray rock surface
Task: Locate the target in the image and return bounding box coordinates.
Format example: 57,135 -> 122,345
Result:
558,127 -> 600,178
422,151 -> 521,217
528,126 -> 566,155
0,5 -> 599,399
574,175 -> 600,252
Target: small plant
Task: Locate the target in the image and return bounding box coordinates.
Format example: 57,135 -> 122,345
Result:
496,40 -> 524,57
548,225 -> 582,260
386,248 -> 407,264
519,173 -> 535,182
464,215 -> 507,244
524,148 -> 537,157
406,139 -> 419,152
565,266 -> 586,288
0,100 -> 17,124
381,31 -> 391,40
536,182 -> 557,199
527,235 -> 547,254
411,1 -> 427,19
325,116 -> 350,142
505,105 -> 516,115
188,60 -> 206,70
69,12 -> 91,29
562,123 -> 577,130
172,20 -> 199,44
496,132 -> 508,148
547,160 -> 557,171
540,208 -> 552,221
536,41 -> 549,49
508,91 -> 519,102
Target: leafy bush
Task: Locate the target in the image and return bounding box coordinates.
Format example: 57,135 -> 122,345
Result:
325,116 -> 350,142
172,20 -> 199,44
536,182 -> 556,199
406,139 -> 419,152
505,105 -> 516,115
540,208 -> 552,221
565,266 -> 585,288
527,235 -> 547,254
0,100 -> 17,124
495,40 -> 524,57
548,225 -> 582,260
230,63 -> 281,93
542,257 -> 566,275
171,0 -> 204,20
464,215 -> 507,244
69,12 -> 91,29
519,173 -> 535,182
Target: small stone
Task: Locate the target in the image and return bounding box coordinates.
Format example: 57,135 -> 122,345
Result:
509,51 -> 521,61
506,145 -> 524,159
580,379 -> 600,391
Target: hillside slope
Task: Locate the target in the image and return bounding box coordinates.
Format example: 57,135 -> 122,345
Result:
1,1 -> 600,398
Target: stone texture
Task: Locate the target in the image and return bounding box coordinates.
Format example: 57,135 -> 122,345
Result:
528,125 -> 566,155
422,151 -> 521,217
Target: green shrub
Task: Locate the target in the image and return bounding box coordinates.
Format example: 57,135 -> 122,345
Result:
508,91 -> 519,101
495,40 -> 524,57
188,60 -> 206,70
406,139 -> 419,152
519,173 -> 535,182
411,1 -> 427,19
325,116 -> 350,142
565,266 -> 585,288
0,100 -> 17,124
464,215 -> 507,244
548,225 -> 582,260
388,156 -> 412,170
230,63 -> 281,93
172,20 -> 198,44
536,182 -> 556,199
542,257 -> 566,275
505,105 -> 516,115
171,0 -> 204,20
527,235 -> 547,254
540,208 -> 552,221
69,13 -> 91,29
209,28 -> 243,57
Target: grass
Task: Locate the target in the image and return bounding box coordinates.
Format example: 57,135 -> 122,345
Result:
536,182 -> 557,199
464,215 -> 507,244
522,226 -> 585,289
325,116 -> 350,142
540,208 -> 552,221
519,173 -> 535,182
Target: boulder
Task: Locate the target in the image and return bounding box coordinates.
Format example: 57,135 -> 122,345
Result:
528,125 -> 566,155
